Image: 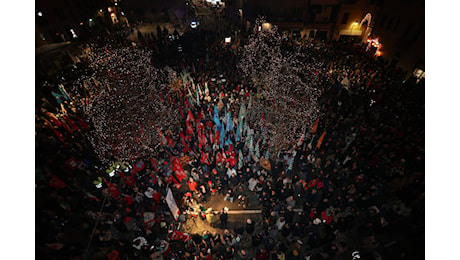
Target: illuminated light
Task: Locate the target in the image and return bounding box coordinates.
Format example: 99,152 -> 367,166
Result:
108,170 -> 115,177
352,21 -> 359,26
89,18 -> 93,22
37,11 -> 43,17
190,20 -> 198,29
115,3 -> 118,5
108,7 -> 113,12
95,183 -> 102,188
375,51 -> 382,56
80,22 -> 83,25
121,12 -> 125,16
99,9 -> 103,12
225,37 -> 231,43
70,29 -> 78,38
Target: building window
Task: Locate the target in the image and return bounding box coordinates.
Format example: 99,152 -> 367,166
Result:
379,14 -> 387,27
392,19 -> 400,32
341,12 -> 349,24
386,16 -> 394,30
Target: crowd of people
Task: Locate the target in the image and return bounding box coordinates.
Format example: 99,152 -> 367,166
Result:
36,17 -> 424,260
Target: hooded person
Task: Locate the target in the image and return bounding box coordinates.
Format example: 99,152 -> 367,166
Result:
245,218 -> 255,234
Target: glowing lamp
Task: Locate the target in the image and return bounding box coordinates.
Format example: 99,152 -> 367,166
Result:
225,37 -> 231,43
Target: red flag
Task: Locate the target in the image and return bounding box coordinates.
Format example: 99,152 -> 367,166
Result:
186,109 -> 194,122
216,151 -> 223,164
44,119 -> 67,146
228,150 -> 236,168
61,121 -> 73,134
316,131 -> 327,149
102,177 -> 121,199
132,160 -> 145,174
186,120 -> 193,136
311,118 -> 320,134
180,133 -> 187,145
201,151 -> 209,165
196,108 -> 205,123
65,157 -> 78,170
119,172 -> 135,186
169,230 -> 192,242
62,115 -> 79,131
150,158 -> 158,171
45,111 -> 62,127
166,136 -> 175,148
215,130 -> 221,146
171,157 -> 186,182
49,175 -> 67,189
76,116 -> 89,130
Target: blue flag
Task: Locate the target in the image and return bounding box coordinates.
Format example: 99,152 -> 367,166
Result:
226,112 -> 232,133
236,123 -> 241,142
220,122 -> 224,149
213,105 -> 220,128
52,91 -> 65,104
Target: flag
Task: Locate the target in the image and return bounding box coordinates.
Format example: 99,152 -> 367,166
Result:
311,118 -> 319,134
213,105 -> 221,128
49,175 -> 67,189
166,136 -> 175,148
186,120 -> 193,136
169,230 -> 192,242
52,91 -> 65,104
197,108 -> 205,123
171,157 -> 186,182
166,188 -> 180,220
58,83 -> 71,101
43,111 -> 61,127
236,123 -> 241,142
76,116 -> 90,130
238,152 -> 243,169
238,103 -> 246,124
220,123 -> 224,149
226,112 -> 233,133
158,130 -> 167,146
102,177 -> 121,199
186,109 -> 195,122
316,130 -> 327,149
61,115 -> 79,131
132,160 -> 145,174
43,118 -> 67,146
179,155 -> 192,167
65,157 -> 78,170
254,141 -> 260,162
216,151 -> 223,165
61,120 -> 73,134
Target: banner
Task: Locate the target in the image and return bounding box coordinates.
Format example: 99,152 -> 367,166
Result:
166,188 -> 180,221
49,175 -> 67,189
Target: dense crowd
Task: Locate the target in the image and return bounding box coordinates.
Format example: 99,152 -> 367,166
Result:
36,19 -> 424,260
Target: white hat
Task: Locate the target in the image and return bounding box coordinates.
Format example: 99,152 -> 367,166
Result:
313,218 -> 321,225
144,187 -> 154,198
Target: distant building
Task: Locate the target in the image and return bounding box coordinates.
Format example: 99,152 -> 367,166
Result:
224,0 -> 424,76
371,0 -> 425,75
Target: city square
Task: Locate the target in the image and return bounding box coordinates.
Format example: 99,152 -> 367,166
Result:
30,0 -> 429,259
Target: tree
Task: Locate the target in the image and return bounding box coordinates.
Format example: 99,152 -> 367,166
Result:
238,18 -> 324,155
70,44 -> 182,164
